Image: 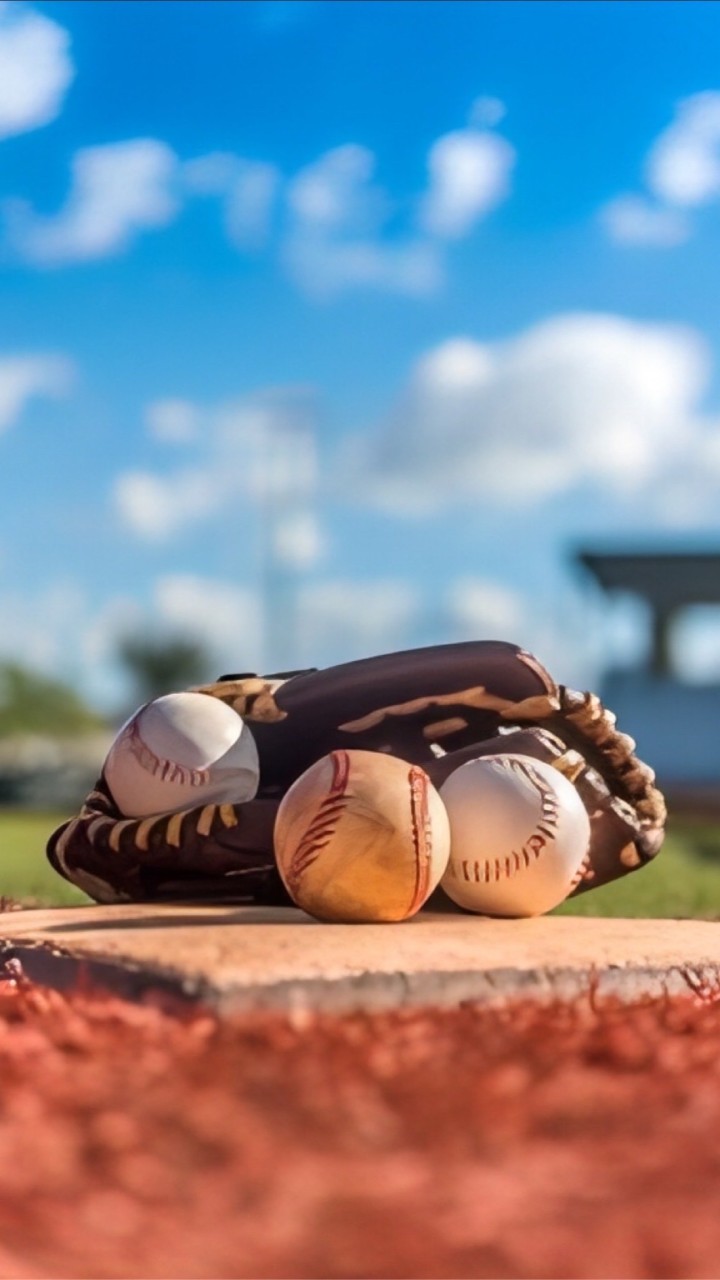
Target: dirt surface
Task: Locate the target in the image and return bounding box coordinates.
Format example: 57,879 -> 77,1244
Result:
4,903 -> 720,1014
0,969 -> 718,1279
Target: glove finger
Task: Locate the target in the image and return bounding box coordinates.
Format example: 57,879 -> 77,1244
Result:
47,782 -> 280,904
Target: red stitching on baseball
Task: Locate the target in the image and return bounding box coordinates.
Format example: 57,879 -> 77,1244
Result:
286,751 -> 351,892
406,766 -> 431,917
331,748 -> 351,795
127,716 -> 211,788
569,848 -> 594,888
459,757 -> 562,885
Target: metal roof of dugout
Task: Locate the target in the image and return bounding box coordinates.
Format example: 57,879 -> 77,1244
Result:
577,548 -> 720,678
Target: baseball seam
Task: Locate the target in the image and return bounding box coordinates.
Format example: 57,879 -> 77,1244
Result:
127,716 -> 212,788
569,846 -> 595,888
453,756 -> 561,885
286,750 -> 350,893
406,766 -> 432,917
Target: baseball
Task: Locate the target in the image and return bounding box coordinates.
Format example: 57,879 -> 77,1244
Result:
103,691 -> 260,817
274,749 -> 451,923
439,753 -> 590,917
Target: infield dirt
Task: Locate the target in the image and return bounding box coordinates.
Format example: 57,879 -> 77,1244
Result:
0,973 -> 718,1278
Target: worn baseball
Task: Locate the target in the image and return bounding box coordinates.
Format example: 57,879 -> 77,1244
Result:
440,754 -> 590,917
274,749 -> 451,923
103,691 -> 260,817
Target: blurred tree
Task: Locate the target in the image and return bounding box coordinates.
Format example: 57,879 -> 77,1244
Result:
117,635 -> 214,704
0,663 -> 106,738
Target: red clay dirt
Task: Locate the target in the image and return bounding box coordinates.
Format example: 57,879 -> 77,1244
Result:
0,970 -> 718,1278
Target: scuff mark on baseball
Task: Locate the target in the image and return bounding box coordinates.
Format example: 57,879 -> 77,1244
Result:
273,749 -> 451,923
440,753 -> 591,917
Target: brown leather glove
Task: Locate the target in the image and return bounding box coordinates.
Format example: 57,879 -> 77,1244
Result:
47,641 -> 666,904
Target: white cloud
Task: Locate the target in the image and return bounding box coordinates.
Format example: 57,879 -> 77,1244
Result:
8,576 -> 260,708
0,581 -> 136,714
15,572 -> 418,704
469,96 -> 507,129
602,92 -> 720,246
629,418 -> 720,528
284,233 -> 442,299
182,152 -> 280,250
284,144 -> 439,298
288,145 -> 386,235
298,579 -> 421,665
107,575 -> 422,698
114,470 -> 220,540
0,579 -> 87,673
283,116 -> 514,296
272,512 -> 325,570
600,195 -> 690,247
145,398 -> 201,444
0,578 -> 256,710
115,389 -> 326,568
445,578 -> 524,638
295,576 -> 575,679
181,152 -> 240,196
351,313 -> 710,511
0,564 -> 592,716
442,577 -> 591,685
420,128 -> 515,239
35,581 -> 253,709
0,353 -> 74,433
4,98 -> 514,289
0,564 -> 603,720
224,160 -> 280,249
646,92 -> 720,207
7,138 -> 180,265
153,575 -> 262,671
0,2 -> 73,140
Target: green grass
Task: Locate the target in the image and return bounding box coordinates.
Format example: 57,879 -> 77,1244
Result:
553,820 -> 720,919
0,811 -> 90,906
0,810 -> 719,917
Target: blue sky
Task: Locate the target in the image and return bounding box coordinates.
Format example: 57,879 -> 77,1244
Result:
3,0 -> 720,709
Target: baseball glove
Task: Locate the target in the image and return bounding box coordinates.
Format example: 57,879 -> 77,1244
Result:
47,640 -> 666,906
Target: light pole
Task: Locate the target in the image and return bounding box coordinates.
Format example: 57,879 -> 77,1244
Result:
257,391 -> 320,672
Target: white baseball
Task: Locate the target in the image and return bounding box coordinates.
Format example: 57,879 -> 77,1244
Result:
103,691 -> 260,817
274,749 -> 451,923
439,754 -> 590,917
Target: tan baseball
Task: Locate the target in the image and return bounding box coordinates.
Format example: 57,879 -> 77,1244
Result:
274,749 -> 451,923
440,753 -> 590,917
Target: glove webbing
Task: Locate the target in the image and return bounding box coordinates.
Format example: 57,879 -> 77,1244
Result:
498,687 -> 666,852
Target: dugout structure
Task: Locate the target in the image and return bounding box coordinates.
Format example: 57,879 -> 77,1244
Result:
576,547 -> 720,807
